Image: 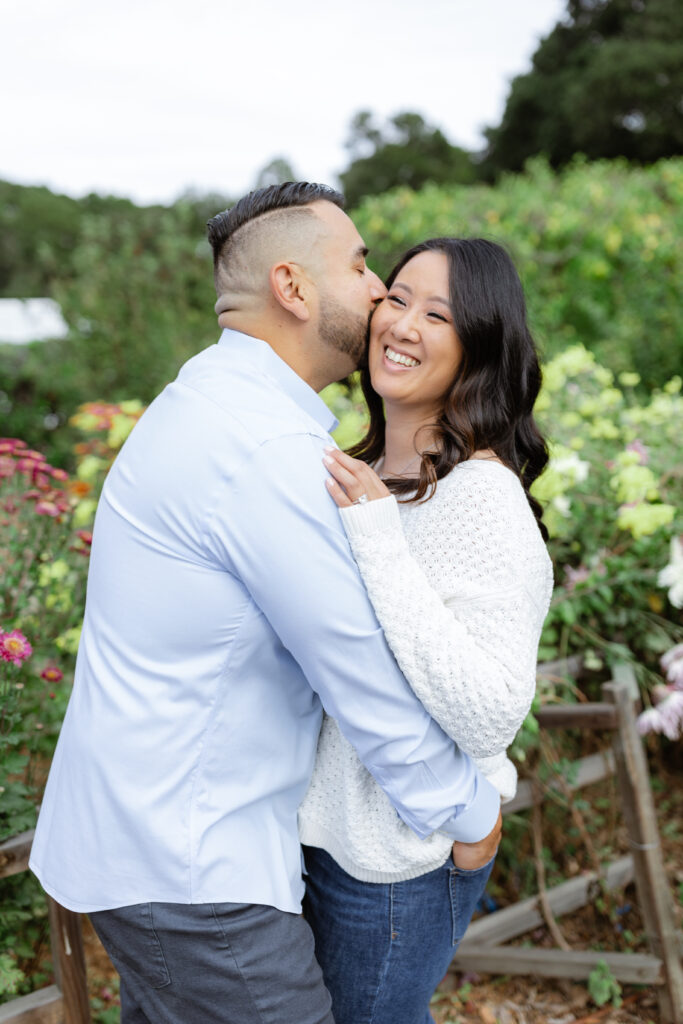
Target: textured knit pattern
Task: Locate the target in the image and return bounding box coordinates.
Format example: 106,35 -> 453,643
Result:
298,460 -> 553,882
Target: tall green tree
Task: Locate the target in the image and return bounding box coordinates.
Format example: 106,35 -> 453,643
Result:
483,0 -> 683,177
255,157 -> 297,188
339,111 -> 476,207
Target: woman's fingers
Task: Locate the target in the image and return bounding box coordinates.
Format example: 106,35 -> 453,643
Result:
323,447 -> 391,503
325,476 -> 353,508
323,451 -> 362,494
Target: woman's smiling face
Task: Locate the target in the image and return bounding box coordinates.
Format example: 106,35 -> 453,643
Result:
368,250 -> 463,418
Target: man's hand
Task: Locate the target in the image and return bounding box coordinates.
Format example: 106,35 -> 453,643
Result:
452,807 -> 502,870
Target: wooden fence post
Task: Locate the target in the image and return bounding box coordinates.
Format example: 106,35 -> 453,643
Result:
603,678 -> 683,1024
47,900 -> 91,1024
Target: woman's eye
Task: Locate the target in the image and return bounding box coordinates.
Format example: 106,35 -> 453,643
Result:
387,293 -> 406,306
427,312 -> 448,322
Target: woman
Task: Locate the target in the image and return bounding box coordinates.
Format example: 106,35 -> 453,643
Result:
298,238 -> 553,1024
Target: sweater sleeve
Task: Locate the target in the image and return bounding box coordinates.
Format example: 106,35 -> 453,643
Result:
338,478 -> 542,766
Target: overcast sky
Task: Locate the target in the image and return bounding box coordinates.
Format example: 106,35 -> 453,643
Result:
2,0 -> 566,206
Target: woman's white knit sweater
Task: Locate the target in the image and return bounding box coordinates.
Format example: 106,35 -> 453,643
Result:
298,460 -> 553,883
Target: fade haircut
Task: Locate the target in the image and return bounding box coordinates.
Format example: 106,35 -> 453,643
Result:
207,182 -> 345,298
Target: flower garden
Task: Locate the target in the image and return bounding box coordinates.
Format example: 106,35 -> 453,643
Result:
1,158 -> 682,1020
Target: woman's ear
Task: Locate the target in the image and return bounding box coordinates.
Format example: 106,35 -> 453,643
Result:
269,261 -> 312,323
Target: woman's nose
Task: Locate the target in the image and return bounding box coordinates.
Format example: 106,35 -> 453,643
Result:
391,312 -> 420,342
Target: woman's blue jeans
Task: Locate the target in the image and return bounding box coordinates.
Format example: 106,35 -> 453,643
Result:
302,845 -> 495,1024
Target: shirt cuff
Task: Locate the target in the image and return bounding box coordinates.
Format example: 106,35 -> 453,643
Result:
437,772 -> 501,843
339,495 -> 401,539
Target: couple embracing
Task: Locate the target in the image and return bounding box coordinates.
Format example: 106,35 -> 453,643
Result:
30,182 -> 552,1024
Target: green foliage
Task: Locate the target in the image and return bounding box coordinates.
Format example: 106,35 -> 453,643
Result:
531,345 -> 682,681
340,110 -> 475,208
483,0 -> 683,177
352,157 -> 683,388
588,959 -> 623,1008
0,953 -> 24,998
2,200 -> 218,457
53,202 -> 216,403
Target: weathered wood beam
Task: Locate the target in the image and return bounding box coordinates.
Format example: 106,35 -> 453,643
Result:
535,703 -> 617,730
0,830 -> 34,879
604,680 -> 683,1024
450,946 -> 663,985
0,985 -> 62,1024
504,750 -> 615,816
460,854 -> 633,946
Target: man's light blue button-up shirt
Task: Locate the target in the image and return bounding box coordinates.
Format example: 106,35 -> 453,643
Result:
30,330 -> 500,913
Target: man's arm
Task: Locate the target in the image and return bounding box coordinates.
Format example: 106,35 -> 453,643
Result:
206,432 -> 500,843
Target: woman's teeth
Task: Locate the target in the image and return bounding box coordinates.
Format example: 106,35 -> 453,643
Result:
385,347 -> 420,368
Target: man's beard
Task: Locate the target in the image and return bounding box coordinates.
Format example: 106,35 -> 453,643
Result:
318,292 -> 372,370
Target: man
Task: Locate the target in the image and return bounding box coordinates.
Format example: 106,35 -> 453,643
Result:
30,182 -> 501,1024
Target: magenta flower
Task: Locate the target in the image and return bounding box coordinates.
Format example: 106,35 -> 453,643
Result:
40,665 -> 64,683
0,629 -> 33,666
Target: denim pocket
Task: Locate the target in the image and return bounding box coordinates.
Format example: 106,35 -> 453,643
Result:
90,902 -> 171,989
448,855 -> 496,948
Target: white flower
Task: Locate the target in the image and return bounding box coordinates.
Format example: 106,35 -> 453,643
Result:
552,495 -> 571,517
658,536 -> 683,609
553,451 -> 590,485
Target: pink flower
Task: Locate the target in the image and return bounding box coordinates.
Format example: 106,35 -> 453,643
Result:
0,456 -> 15,478
50,468 -> 69,482
656,691 -> 683,741
564,564 -> 590,590
0,629 -> 33,666
76,530 -> 93,546
35,499 -> 60,517
41,665 -> 64,683
0,439 -> 26,454
661,644 -> 683,689
637,707 -> 663,736
625,439 -> 650,465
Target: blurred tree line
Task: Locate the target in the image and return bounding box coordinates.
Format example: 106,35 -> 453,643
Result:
0,0 -> 681,465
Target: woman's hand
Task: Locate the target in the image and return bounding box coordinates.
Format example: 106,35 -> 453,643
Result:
452,808 -> 503,870
323,447 -> 391,508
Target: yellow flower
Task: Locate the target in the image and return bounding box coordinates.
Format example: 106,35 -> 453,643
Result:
617,503 -> 675,539
618,372 -> 640,388
55,626 -> 82,656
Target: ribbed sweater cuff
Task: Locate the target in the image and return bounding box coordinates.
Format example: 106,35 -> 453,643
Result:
339,495 -> 401,538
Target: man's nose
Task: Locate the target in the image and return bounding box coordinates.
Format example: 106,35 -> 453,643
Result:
368,270 -> 387,301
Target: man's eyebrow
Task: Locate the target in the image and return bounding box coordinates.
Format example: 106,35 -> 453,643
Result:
392,281 -> 450,305
353,245 -> 369,262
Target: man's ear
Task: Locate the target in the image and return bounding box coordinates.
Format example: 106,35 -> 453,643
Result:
269,262 -> 312,323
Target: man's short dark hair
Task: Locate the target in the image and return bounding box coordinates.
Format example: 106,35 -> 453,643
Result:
206,182 -> 345,268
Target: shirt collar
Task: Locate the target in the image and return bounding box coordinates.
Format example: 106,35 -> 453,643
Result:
218,329 -> 338,434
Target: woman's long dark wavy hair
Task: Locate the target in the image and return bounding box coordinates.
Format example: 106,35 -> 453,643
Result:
348,237 -> 549,540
